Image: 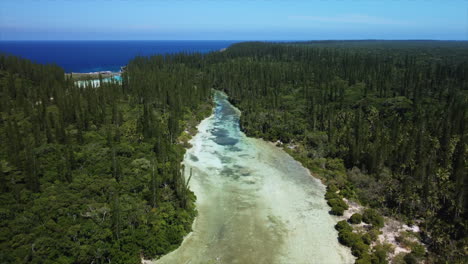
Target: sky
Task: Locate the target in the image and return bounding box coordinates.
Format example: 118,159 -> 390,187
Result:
0,0 -> 467,40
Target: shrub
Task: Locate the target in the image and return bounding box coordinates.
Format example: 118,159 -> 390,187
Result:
361,233 -> 373,245
330,204 -> 345,215
371,244 -> 391,264
411,244 -> 425,258
327,198 -> 349,216
368,228 -> 381,241
327,184 -> 339,193
336,221 -> 374,259
338,229 -> 361,247
349,213 -> 363,224
340,186 -> 355,199
355,253 -> 372,264
325,189 -> 340,200
352,241 -> 370,257
362,209 -> 384,228
325,158 -> 346,173
335,220 -> 352,232
403,253 -> 418,264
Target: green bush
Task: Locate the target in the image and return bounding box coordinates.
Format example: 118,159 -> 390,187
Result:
325,158 -> 346,173
411,243 -> 425,258
338,229 -> 361,247
336,220 -> 375,259
327,198 -> 349,216
368,228 -> 381,241
349,213 -> 363,224
371,244 -> 390,264
361,233 -> 373,245
352,241 -> 370,257
355,253 -> 372,264
327,184 -> 339,193
335,220 -> 352,232
362,209 -> 384,228
325,189 -> 340,200
340,186 -> 355,199
403,253 -> 418,264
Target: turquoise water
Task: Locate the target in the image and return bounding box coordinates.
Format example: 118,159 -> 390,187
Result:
112,75 -> 122,81
153,92 -> 354,264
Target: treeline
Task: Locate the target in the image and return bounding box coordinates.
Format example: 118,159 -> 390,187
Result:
1,40 -> 466,263
206,41 -> 467,263
0,54 -> 211,263
289,40 -> 468,64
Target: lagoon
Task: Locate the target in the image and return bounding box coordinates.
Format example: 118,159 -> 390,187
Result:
154,92 -> 354,264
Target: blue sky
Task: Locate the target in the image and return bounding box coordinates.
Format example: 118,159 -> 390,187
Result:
1,0 -> 467,40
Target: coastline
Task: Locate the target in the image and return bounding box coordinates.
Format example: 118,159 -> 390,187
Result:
267,140 -> 426,263
65,71 -> 121,81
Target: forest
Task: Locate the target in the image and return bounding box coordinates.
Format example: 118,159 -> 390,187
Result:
205,41 -> 467,263
0,54 -> 212,263
0,40 -> 466,264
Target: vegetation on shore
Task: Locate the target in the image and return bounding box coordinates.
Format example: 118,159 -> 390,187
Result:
1,40 -> 466,263
0,54 -> 212,263
209,41 -> 467,263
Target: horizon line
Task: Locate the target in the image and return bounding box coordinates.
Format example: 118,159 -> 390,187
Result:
1,39 -> 467,42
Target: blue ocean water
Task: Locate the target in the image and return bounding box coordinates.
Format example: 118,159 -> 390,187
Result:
0,40 -> 239,73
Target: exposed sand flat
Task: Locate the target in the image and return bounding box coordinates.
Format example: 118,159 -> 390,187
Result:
152,92 -> 354,264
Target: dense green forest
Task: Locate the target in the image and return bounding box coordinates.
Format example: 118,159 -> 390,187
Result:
0,54 -> 212,263
204,41 -> 467,263
1,40 -> 466,264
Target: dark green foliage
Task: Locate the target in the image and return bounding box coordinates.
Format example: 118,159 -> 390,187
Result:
403,253 -> 418,264
335,221 -> 372,259
327,184 -> 339,193
325,189 -> 340,200
352,241 -> 370,258
328,198 -> 349,216
338,230 -> 362,248
335,220 -> 352,232
325,185 -> 349,216
208,40 -> 467,262
349,213 -> 363,224
355,254 -> 372,264
361,233 -> 373,245
1,40 -> 467,263
370,244 -> 389,264
336,226 -> 371,260
0,54 -> 211,263
362,209 -> 385,228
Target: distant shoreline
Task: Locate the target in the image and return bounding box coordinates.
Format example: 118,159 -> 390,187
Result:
65,71 -> 121,81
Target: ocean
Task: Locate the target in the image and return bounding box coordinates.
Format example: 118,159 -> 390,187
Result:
0,40 -> 239,73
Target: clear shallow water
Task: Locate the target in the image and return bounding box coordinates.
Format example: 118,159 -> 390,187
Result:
0,40 -> 238,72
155,92 -> 354,264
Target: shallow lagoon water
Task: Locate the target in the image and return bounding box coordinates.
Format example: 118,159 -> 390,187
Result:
155,92 -> 354,264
